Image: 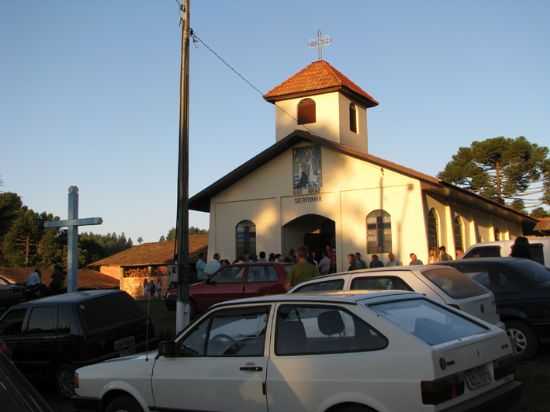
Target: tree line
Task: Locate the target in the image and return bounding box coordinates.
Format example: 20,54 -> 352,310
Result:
0,192 -> 133,268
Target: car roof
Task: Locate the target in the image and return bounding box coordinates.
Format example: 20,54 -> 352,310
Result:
444,257 -> 530,265
293,264 -> 450,283
213,290 -> 420,308
12,289 -> 122,308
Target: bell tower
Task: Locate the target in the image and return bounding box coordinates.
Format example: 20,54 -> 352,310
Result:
264,60 -> 378,152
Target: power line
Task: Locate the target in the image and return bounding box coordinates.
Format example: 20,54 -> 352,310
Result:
190,29 -> 313,134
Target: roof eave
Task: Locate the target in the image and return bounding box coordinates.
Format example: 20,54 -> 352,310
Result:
264,86 -> 379,108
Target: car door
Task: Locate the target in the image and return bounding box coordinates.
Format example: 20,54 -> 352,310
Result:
18,305 -> 60,373
266,303 -> 388,412
152,305 -> 271,412
0,308 -> 28,365
243,265 -> 285,298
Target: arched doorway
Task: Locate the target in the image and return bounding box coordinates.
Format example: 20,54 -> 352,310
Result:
282,214 -> 335,258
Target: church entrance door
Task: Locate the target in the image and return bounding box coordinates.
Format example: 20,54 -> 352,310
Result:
282,214 -> 335,259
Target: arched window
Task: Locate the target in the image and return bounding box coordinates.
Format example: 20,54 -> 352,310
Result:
297,98 -> 316,125
453,213 -> 464,252
349,103 -> 357,133
427,208 -> 439,251
367,210 -> 392,254
494,227 -> 501,241
235,220 -> 256,258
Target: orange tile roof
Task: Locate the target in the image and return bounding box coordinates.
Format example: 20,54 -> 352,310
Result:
535,217 -> 550,232
0,267 -> 119,289
89,234 -> 208,267
264,60 -> 379,108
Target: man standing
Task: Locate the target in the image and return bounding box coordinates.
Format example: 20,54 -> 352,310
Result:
438,246 -> 453,262
195,253 -> 206,281
409,253 -> 424,265
355,253 -> 367,269
289,247 -> 319,287
258,251 -> 267,262
318,251 -> 331,275
25,269 -> 41,287
204,253 -> 222,277
369,255 -> 384,268
386,252 -> 400,267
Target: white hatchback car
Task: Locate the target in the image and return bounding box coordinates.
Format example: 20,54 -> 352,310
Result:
289,265 -> 502,326
74,291 -> 521,412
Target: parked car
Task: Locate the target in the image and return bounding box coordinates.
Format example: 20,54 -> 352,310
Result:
289,265 -> 502,326
0,290 -> 154,397
464,238 -> 550,267
165,263 -> 291,315
443,257 -> 550,358
74,291 -> 520,412
0,350 -> 53,412
0,275 -> 25,312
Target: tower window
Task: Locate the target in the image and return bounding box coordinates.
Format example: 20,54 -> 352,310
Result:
349,103 -> 357,133
297,98 -> 316,125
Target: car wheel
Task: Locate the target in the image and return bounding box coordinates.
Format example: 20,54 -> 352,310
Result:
105,395 -> 143,412
332,404 -> 376,412
506,320 -> 538,359
56,364 -> 76,398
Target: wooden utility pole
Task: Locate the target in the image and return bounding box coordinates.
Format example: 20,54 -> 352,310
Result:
175,0 -> 191,333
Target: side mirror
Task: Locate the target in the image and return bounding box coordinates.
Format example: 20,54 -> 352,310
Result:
158,340 -> 178,358
206,276 -> 216,285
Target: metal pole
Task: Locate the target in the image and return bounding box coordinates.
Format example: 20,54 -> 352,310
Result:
67,186 -> 79,293
175,0 -> 191,333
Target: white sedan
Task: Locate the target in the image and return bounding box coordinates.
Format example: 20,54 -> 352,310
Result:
74,291 -> 521,412
289,265 -> 502,327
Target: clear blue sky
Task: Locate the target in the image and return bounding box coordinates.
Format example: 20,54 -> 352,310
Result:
1,1 -> 549,242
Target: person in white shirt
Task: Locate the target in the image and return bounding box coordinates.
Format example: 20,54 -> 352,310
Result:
318,252 -> 331,275
25,269 -> 41,287
195,253 -> 206,281
204,253 -> 221,277
385,252 -> 401,267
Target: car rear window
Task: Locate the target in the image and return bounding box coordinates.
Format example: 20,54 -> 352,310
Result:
368,298 -> 488,345
80,293 -> 144,332
421,267 -> 488,299
292,279 -> 344,293
464,246 -> 501,258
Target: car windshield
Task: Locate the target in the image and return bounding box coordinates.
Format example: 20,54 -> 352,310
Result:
368,298 -> 488,346
509,259 -> 550,284
421,267 -> 488,299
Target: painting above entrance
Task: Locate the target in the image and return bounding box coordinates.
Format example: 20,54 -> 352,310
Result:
293,145 -> 322,195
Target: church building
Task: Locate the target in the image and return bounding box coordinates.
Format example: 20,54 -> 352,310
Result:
189,60 -> 535,270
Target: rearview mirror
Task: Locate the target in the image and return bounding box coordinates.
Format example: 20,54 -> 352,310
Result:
158,340 -> 178,358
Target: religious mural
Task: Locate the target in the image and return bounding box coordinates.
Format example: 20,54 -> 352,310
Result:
293,145 -> 322,195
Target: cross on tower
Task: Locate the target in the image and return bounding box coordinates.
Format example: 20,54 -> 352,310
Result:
44,186 -> 103,293
308,30 -> 332,60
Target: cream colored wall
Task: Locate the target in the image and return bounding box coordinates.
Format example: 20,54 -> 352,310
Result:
426,195 -> 525,256
209,143 -> 428,269
275,93 -> 341,143
274,92 -> 369,152
338,93 -> 368,151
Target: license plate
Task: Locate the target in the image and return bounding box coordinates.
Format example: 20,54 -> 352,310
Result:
465,365 -> 492,390
114,336 -> 136,355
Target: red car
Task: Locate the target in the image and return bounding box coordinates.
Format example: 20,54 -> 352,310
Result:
165,263 -> 291,315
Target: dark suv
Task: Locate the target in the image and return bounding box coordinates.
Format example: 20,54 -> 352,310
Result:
443,257 -> 550,358
0,290 -> 153,397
